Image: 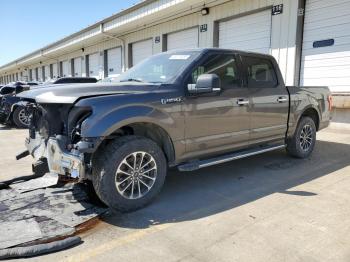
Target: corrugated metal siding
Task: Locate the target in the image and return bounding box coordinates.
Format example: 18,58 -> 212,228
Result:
218,9 -> 272,54
301,0 -> 350,92
0,0 -> 299,85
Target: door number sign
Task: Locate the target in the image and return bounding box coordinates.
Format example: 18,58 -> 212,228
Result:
272,4 -> 283,15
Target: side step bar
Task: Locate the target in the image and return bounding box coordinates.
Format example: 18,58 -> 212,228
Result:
178,144 -> 286,172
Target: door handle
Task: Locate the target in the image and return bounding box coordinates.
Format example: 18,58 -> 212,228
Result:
277,97 -> 288,103
237,99 -> 249,106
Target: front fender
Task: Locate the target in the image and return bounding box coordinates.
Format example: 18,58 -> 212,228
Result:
80,105 -> 176,138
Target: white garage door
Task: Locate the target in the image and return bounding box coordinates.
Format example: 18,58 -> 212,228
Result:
74,57 -> 82,77
219,10 -> 272,54
62,61 -> 69,77
301,0 -> 350,93
30,69 -> 35,81
167,28 -> 199,50
89,53 -> 99,78
132,39 -> 153,66
44,65 -> 50,81
52,63 -> 58,78
38,67 -> 43,82
107,47 -> 122,76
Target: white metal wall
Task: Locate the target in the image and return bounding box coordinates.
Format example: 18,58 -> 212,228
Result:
0,0 -> 300,86
301,0 -> 350,93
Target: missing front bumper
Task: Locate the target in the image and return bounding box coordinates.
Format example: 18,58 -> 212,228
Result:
25,134 -> 85,179
46,138 -> 84,179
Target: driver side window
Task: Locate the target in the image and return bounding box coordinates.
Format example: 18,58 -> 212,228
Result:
190,54 -> 241,89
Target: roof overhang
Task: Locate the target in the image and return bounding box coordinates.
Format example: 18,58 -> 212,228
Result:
0,0 -> 205,74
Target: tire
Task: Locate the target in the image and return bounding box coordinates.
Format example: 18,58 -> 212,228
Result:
12,106 -> 30,128
286,116 -> 317,158
92,136 -> 167,212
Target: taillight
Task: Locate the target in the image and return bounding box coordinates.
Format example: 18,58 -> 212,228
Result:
327,95 -> 333,111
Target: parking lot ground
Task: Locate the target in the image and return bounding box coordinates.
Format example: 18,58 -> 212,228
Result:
1,124 -> 350,262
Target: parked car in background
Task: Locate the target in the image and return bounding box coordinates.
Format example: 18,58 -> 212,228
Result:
44,77 -> 98,85
18,49 -> 332,212
0,77 -> 97,128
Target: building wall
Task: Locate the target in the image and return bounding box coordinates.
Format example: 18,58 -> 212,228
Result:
0,0 -> 299,84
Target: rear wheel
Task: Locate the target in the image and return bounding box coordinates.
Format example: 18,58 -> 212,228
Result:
286,116 -> 316,158
92,136 -> 167,212
13,106 -> 30,128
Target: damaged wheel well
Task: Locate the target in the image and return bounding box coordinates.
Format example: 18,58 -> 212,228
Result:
98,123 -> 176,165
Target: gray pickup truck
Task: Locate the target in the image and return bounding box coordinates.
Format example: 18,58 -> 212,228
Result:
18,48 -> 332,212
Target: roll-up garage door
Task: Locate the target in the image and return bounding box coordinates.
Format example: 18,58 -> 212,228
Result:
38,67 -> 43,82
88,53 -> 100,78
132,39 -> 153,66
74,57 -> 82,77
62,61 -> 69,77
52,63 -> 58,78
107,47 -> 122,76
167,28 -> 199,50
44,65 -> 50,81
301,0 -> 350,93
219,9 -> 272,54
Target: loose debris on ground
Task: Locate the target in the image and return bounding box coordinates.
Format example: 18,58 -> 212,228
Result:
0,173 -> 108,257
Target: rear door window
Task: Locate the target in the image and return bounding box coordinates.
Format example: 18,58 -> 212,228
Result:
243,56 -> 278,88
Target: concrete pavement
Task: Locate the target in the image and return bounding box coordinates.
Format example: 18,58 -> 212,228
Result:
1,124 -> 349,262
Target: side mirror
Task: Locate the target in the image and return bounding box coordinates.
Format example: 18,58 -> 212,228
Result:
188,74 -> 221,94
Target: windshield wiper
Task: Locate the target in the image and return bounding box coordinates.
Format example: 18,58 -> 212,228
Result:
120,78 -> 143,83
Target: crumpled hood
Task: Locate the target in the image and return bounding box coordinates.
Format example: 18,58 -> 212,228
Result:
18,82 -> 159,104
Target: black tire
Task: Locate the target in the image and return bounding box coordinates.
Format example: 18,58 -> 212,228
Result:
12,106 -> 30,128
286,116 -> 316,158
92,136 -> 167,212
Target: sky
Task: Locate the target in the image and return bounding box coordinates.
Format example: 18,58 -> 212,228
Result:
0,0 -> 138,66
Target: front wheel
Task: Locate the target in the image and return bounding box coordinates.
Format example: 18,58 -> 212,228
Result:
92,136 -> 167,212
286,116 -> 317,158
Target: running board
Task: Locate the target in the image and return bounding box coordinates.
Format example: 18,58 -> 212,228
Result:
178,144 -> 286,172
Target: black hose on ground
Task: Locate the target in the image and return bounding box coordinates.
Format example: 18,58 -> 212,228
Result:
0,236 -> 82,260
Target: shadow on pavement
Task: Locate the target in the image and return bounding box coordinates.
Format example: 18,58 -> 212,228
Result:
101,140 -> 350,229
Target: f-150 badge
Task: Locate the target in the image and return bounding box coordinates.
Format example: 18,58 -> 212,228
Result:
161,97 -> 183,105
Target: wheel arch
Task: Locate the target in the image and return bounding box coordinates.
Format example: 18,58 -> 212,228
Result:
299,107 -> 320,131
98,121 -> 176,166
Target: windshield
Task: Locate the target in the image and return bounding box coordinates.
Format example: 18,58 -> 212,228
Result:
118,51 -> 199,84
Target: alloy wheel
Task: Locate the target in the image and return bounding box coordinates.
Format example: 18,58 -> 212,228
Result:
299,124 -> 313,151
115,151 -> 157,200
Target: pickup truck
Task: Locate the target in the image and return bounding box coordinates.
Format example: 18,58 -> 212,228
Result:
17,48 -> 332,212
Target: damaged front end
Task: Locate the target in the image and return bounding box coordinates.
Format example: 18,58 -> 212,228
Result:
21,102 -> 101,181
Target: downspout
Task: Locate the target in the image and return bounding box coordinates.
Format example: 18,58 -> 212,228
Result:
100,24 -> 127,72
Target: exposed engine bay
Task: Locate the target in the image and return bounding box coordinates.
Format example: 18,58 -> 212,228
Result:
23,101 -> 98,181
